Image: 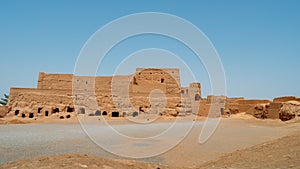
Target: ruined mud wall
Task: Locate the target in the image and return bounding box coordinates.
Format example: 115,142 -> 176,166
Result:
38,68 -> 181,94
132,68 -> 181,94
246,97 -> 300,120
279,101 -> 300,121
38,72 -> 73,90
8,88 -> 74,118
224,97 -> 245,114
9,68 -> 195,118
179,83 -> 201,116
198,96 -> 271,117
237,100 -> 271,113
198,99 -> 210,116
273,96 -> 300,103
198,96 -> 226,117
268,102 -> 283,119
0,106 -> 9,118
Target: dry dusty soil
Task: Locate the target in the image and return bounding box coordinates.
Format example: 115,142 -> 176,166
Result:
0,116 -> 300,169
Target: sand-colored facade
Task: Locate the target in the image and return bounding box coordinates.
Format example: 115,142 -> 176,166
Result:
3,68 -> 300,120
6,68 -> 201,119
198,95 -> 300,120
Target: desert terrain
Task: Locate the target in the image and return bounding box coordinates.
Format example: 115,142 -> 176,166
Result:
0,114 -> 299,169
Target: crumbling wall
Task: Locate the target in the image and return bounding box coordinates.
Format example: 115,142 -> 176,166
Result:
279,101 -> 300,121
245,97 -> 300,120
224,98 -> 245,115
0,106 -> 9,118
249,103 -> 270,119
268,102 -> 283,119
236,99 -> 270,113
14,68 -> 289,120
131,68 -> 180,94
9,68 -> 187,119
199,97 -> 272,118
8,88 -> 74,119
273,96 -> 299,103
198,99 -> 210,116
38,72 -> 73,90
198,96 -> 226,117
39,68 -> 181,94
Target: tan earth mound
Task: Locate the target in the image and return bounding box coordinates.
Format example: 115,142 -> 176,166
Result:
279,101 -> 300,121
0,154 -> 174,169
198,132 -> 300,169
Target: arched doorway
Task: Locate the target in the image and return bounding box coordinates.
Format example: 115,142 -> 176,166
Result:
102,111 -> 107,116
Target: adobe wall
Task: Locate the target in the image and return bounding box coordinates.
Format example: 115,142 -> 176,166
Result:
8,68 -> 200,119
248,96 -> 300,120
273,96 -> 299,103
268,102 -> 283,119
198,96 -> 226,117
38,68 -> 181,94
8,88 -> 74,118
234,96 -> 300,120
242,96 -> 300,119
237,99 -> 271,113
11,68 -> 293,120
198,96 -> 271,117
198,99 -> 210,116
0,106 -> 9,118
38,72 -> 73,90
224,97 -> 245,114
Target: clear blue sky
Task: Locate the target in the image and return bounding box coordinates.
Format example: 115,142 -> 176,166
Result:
0,0 -> 299,99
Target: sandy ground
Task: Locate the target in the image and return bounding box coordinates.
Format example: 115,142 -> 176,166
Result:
0,113 -> 300,168
0,114 -> 205,125
198,131 -> 300,169
2,131 -> 299,169
0,154 -> 172,169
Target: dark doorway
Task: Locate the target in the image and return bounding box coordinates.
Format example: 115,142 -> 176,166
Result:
112,111 -> 119,117
53,108 -> 59,113
59,116 -> 64,119
66,114 -> 71,119
38,108 -> 42,113
102,111 -> 107,116
67,107 -> 74,112
29,113 -> 34,118
79,108 -> 85,114
139,107 -> 144,113
95,110 -> 101,116
220,108 -> 224,115
15,110 -> 19,116
45,111 -> 49,116
133,111 -> 138,117
161,78 -> 164,83
195,94 -> 200,101
21,113 -> 26,118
